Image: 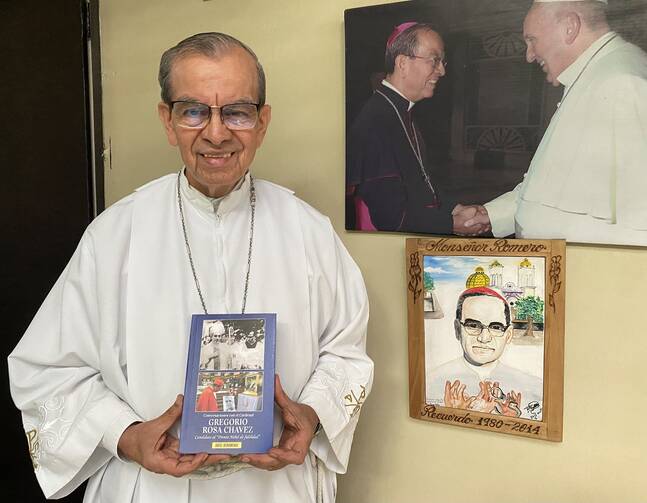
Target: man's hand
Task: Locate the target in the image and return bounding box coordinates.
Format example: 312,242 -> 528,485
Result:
242,375 -> 319,471
443,379 -> 476,409
494,390 -> 522,417
452,204 -> 491,236
117,395 -> 208,476
468,380 -> 497,414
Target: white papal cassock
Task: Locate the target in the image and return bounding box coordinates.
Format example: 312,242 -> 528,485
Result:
8,171 -> 373,503
485,33 -> 647,246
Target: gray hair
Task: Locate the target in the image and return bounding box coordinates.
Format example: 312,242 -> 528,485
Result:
158,32 -> 266,106
384,23 -> 438,75
550,1 -> 609,31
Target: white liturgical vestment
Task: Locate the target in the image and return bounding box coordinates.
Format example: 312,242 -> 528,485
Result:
485,33 -> 647,246
8,171 -> 373,503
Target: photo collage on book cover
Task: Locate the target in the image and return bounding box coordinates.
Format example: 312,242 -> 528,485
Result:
196,318 -> 266,413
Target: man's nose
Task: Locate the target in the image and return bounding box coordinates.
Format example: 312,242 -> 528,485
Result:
201,110 -> 233,144
526,45 -> 536,64
436,61 -> 446,77
477,329 -> 492,343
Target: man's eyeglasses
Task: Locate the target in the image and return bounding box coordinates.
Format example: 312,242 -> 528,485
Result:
409,55 -> 447,70
170,101 -> 260,130
460,319 -> 508,337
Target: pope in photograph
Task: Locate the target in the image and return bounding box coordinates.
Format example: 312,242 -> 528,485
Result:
456,0 -> 647,245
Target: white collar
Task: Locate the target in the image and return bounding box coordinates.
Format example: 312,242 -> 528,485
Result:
382,79 -> 416,111
558,31 -> 616,87
460,357 -> 500,381
179,168 -> 249,217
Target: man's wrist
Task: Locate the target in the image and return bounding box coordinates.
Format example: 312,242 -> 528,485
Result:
299,403 -> 320,436
102,404 -> 143,460
117,421 -> 142,461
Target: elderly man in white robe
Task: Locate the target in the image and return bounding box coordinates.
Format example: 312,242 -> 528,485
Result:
8,32 -> 373,503
200,320 -> 225,370
241,331 -> 265,370
455,0 -> 647,246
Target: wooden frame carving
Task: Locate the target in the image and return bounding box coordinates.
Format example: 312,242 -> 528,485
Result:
407,238 -> 565,441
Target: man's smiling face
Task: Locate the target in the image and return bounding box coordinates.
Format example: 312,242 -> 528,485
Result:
158,48 -> 271,197
524,4 -> 570,87
404,29 -> 446,101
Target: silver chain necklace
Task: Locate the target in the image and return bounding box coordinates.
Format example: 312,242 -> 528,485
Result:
176,170 -> 256,314
375,89 -> 438,201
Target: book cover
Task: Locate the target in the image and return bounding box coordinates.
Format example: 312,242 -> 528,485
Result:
180,313 -> 276,454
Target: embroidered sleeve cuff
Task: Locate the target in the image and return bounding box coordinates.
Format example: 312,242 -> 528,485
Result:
303,396 -> 360,474
101,405 -> 142,461
299,392 -> 346,442
298,387 -> 364,474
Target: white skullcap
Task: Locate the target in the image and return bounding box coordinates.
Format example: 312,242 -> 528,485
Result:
534,0 -> 607,3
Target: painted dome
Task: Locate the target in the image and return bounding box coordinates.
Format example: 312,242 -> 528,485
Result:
466,266 -> 490,288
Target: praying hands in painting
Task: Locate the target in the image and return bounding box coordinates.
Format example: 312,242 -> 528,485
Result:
443,379 -> 523,418
443,379 -> 477,409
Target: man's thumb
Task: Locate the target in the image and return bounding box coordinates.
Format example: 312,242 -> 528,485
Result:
156,395 -> 183,429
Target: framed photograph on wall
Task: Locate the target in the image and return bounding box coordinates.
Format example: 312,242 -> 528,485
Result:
406,237 -> 565,441
345,0 -> 647,246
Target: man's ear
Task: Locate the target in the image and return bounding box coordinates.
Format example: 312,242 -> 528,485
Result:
504,325 -> 514,344
563,12 -> 581,45
395,54 -> 408,74
254,104 -> 272,148
454,319 -> 462,341
158,102 -> 178,147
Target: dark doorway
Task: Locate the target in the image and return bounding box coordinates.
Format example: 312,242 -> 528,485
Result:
0,0 -> 103,501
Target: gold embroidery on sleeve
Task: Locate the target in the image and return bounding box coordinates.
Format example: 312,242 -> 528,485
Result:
26,429 -> 39,470
344,385 -> 367,417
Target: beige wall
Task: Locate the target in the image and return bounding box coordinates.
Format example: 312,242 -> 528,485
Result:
100,1 -> 647,501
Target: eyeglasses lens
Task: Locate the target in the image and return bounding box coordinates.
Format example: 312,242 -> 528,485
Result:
221,104 -> 258,130
174,103 -> 210,128
462,321 -> 506,337
172,102 -> 259,130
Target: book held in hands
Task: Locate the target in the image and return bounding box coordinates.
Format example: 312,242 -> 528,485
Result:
180,313 -> 276,454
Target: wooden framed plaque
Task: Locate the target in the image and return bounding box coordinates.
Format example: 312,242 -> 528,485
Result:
407,237 -> 565,441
